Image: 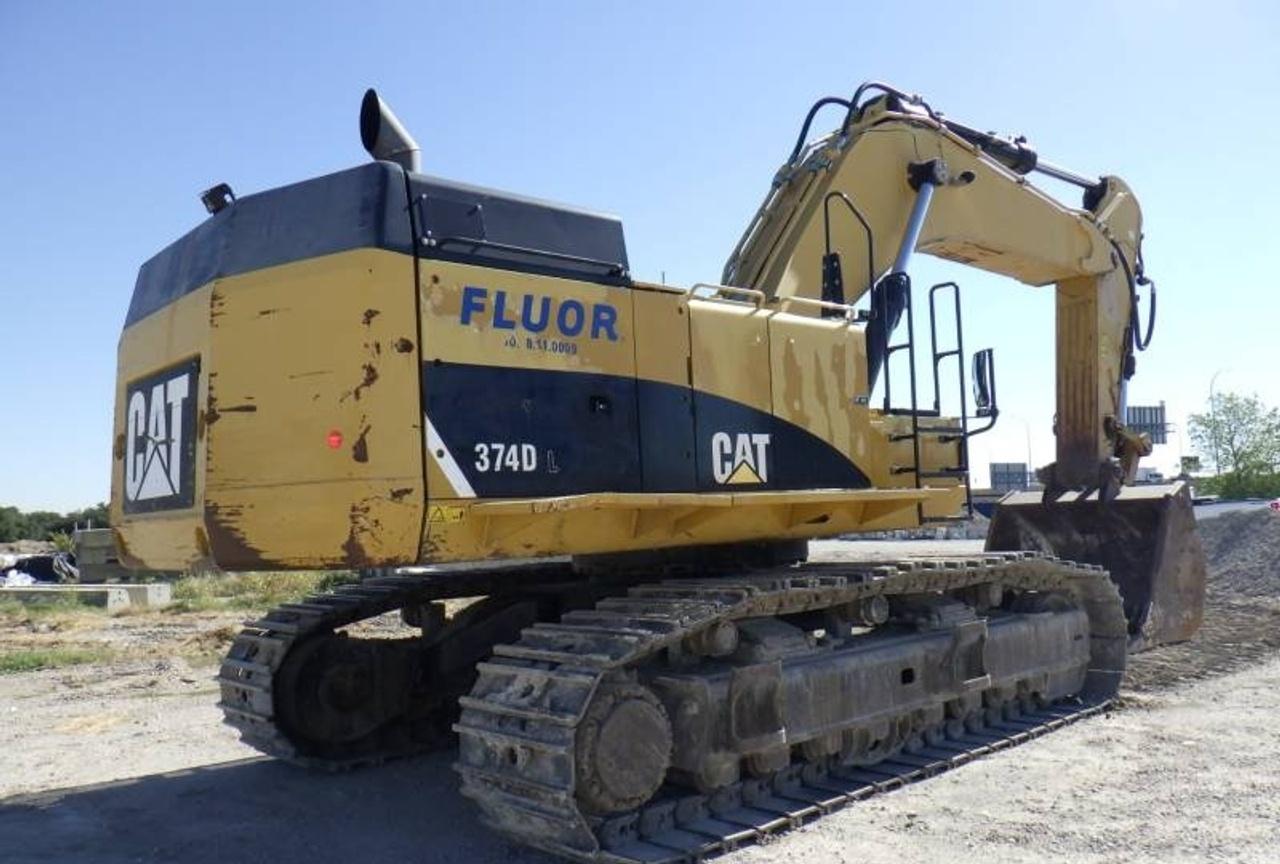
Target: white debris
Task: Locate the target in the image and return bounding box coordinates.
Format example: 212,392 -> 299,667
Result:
3,569 -> 37,587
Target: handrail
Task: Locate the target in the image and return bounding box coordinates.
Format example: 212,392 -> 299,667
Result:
772,294 -> 858,320
430,235 -> 628,277
822,191 -> 876,304
687,283 -> 767,309
929,281 -> 973,515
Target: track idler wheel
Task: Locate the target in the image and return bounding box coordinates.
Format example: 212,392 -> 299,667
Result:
575,680 -> 673,815
274,634 -> 414,750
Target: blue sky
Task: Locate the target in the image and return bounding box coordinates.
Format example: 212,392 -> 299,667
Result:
1,1 -> 1277,511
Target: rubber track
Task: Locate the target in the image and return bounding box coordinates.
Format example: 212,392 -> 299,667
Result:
217,573 -> 463,766
453,552 -> 1128,863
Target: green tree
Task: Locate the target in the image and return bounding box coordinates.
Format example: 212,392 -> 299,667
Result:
20,511 -> 65,541
0,503 -> 111,543
0,507 -> 25,543
62,503 -> 110,531
1189,392 -> 1280,476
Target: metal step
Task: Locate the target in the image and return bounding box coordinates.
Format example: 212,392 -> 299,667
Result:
919,468 -> 969,479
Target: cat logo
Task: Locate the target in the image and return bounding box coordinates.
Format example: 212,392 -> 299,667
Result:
122,358 -> 199,513
711,432 -> 771,485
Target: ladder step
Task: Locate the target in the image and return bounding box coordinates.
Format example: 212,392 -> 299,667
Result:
919,469 -> 969,478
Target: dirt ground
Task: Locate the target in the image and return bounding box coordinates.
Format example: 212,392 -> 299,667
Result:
2,531 -> 1279,863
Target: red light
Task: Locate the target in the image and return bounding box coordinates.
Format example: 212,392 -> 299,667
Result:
326,430 -> 343,449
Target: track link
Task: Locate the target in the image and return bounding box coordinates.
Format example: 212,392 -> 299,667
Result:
454,552 -> 1127,863
217,573 -> 461,766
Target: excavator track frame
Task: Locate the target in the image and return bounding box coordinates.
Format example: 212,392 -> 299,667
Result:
453,551 -> 1125,861
220,551 -> 1126,863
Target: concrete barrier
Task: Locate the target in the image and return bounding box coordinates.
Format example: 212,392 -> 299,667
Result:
0,582 -> 171,611
1,585 -> 133,611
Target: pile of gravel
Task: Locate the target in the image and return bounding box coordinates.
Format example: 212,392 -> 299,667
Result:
1197,509 -> 1280,598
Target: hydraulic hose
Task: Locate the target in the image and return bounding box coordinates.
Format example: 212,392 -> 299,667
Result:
1110,239 -> 1157,354
787,97 -> 853,165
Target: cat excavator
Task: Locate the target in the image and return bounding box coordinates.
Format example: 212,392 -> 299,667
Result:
110,83 -> 1205,862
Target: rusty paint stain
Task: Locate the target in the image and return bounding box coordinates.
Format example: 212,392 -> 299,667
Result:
113,528 -> 146,570
351,363 -> 379,401
113,433 -> 125,460
362,308 -> 381,325
257,308 -> 280,317
194,526 -> 212,557
288,369 -> 334,380
352,425 -> 371,463
220,404 -> 258,413
205,503 -> 271,569
389,487 -> 413,501
342,501 -> 376,567
393,337 -> 415,353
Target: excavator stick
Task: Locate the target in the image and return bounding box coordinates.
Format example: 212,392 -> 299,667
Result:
986,481 -> 1206,652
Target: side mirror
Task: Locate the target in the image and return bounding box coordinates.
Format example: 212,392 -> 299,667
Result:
971,347 -> 997,416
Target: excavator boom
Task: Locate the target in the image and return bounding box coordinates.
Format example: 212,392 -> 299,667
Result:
725,82 -> 1204,647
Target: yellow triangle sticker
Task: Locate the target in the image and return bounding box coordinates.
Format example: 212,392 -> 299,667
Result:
726,461 -> 762,485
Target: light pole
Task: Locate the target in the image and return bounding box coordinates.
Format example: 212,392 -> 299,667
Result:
1209,368 -> 1229,475
1166,421 -> 1187,477
1005,414 -> 1035,488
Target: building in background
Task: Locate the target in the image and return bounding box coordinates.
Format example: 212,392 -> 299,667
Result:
1126,402 -> 1168,445
990,462 -> 1032,493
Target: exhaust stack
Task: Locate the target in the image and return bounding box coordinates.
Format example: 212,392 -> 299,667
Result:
360,88 -> 421,173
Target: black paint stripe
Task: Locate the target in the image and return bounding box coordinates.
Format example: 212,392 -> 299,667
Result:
424,362 -> 870,498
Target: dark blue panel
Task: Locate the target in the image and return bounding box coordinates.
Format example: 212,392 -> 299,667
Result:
692,392 -> 870,491
425,363 -> 869,498
425,362 -> 641,497
126,163 -> 414,327
637,380 -> 696,491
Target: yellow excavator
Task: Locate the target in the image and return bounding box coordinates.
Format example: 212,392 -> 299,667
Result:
110,83 -> 1205,862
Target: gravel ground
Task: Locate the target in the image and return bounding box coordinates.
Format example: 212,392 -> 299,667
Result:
2,531 -> 1279,863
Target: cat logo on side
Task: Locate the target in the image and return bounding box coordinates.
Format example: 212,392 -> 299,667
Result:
711,432 -> 771,485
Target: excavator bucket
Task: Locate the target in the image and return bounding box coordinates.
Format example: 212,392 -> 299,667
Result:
986,481 -> 1206,652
